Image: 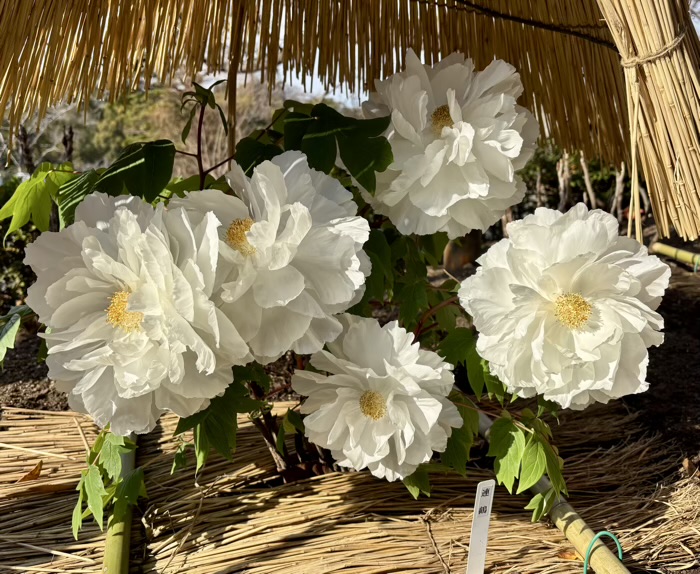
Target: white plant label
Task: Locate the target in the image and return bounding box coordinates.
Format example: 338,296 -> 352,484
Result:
465,479 -> 495,574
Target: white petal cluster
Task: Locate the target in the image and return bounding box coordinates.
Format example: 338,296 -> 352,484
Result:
293,314 -> 462,481
25,193 -> 251,435
459,204 -> 670,409
170,151 -> 370,364
362,49 -> 538,238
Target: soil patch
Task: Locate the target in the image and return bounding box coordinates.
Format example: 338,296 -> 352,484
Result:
0,327 -> 67,411
628,263 -> 700,464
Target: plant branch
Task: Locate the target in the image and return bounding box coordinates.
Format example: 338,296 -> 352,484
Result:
248,381 -> 297,471
255,109 -> 288,141
175,149 -> 198,158
250,416 -> 288,471
202,153 -> 236,177
200,109 -> 291,178
196,104 -> 206,189
414,295 -> 459,337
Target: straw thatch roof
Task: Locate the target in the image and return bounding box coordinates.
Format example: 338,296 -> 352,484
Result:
2,0 -> 700,239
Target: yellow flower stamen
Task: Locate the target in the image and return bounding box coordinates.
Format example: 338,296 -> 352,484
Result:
106,291 -> 143,332
226,218 -> 256,256
554,293 -> 592,330
431,104 -> 454,135
359,390 -> 387,421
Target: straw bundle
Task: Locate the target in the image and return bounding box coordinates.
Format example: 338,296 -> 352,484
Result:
597,0 -> 700,240
1,402 -> 698,573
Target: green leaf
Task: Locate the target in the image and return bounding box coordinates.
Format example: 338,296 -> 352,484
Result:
465,345 -> 485,400
482,360 -> 506,405
0,163 -> 76,236
276,409 -> 305,454
37,338 -> 48,363
300,121 -> 338,173
397,235 -> 427,279
164,174 -> 214,198
439,328 -> 474,367
543,441 -> 567,495
435,303 -> 462,334
524,488 -> 558,522
354,229 -> 393,311
45,163 -> 77,197
488,417 -> 526,493
99,434 -> 130,481
171,442 -> 191,475
283,409 -> 305,434
234,137 -> 283,175
419,233 -> 450,267
87,431 -> 107,465
190,80 -> 225,109
94,140 -> 176,202
537,397 -> 560,420
112,468 -> 147,524
366,230 -> 393,289
403,465 -> 431,498
517,437 -> 547,494
441,392 -> 479,475
275,422 -> 287,455
283,112 -> 315,151
231,363 -> 272,394
216,104 -> 229,135
270,107 -> 290,133
282,103 -> 392,192
84,465 -> 107,531
283,99 -> 315,115
0,305 -> 33,323
350,230 -> 394,314
0,313 -> 21,365
181,105 -> 197,143
175,380 -> 262,469
56,170 -> 101,227
72,479 -> 85,540
396,279 -> 429,329
331,110 -> 392,193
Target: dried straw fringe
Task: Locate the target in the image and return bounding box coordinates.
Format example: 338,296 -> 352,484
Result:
1,1 -> 700,238
0,403 -> 698,573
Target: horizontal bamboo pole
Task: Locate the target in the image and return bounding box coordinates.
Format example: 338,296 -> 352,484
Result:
650,242 -> 700,268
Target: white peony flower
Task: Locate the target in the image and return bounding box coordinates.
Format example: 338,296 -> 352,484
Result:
170,151 -> 371,364
362,49 -> 538,238
459,204 -> 671,409
24,193 -> 251,435
293,314 -> 462,481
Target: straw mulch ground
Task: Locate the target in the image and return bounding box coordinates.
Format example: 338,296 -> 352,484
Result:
0,399 -> 698,574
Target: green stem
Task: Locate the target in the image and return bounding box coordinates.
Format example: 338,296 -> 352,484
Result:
103,436 -> 136,574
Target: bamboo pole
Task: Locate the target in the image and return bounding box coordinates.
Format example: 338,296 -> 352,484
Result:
478,413 -> 631,574
650,242 -> 700,268
102,438 -> 136,574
